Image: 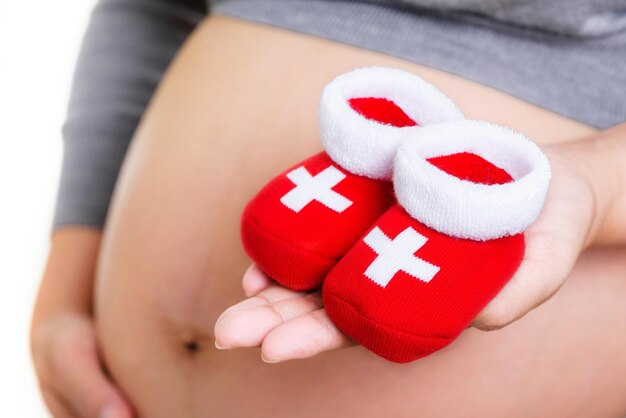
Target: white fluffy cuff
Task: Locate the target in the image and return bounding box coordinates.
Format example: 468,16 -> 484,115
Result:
319,67 -> 464,180
394,120 -> 551,241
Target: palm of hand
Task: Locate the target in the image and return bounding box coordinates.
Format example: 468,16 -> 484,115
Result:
214,144 -> 596,362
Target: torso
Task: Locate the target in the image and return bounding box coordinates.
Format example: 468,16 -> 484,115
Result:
95,15 -> 626,418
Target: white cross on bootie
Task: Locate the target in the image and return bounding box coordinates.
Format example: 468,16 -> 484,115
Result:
240,67 -> 464,292
322,119 -> 552,363
280,165 -> 353,213
363,226 -> 440,288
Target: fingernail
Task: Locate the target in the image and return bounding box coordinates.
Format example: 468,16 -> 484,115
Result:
214,313 -> 227,333
99,403 -> 120,418
261,355 -> 281,364
214,340 -> 232,350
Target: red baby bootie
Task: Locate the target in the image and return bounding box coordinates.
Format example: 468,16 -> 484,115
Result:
241,67 -> 463,291
323,120 -> 551,362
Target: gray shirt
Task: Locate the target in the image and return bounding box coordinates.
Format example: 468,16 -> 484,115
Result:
54,0 -> 626,229
372,0 -> 626,37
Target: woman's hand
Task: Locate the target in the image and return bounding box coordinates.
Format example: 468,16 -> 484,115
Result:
214,264 -> 354,362
31,228 -> 133,418
214,125 -> 626,362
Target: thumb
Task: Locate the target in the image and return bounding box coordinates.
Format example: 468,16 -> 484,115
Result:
50,325 -> 133,418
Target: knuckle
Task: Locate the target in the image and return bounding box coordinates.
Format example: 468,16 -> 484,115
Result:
49,330 -> 93,373
33,315 -> 95,373
49,333 -> 76,369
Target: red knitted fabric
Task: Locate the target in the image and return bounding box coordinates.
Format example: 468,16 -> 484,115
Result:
323,152 -> 525,363
240,97 -> 413,291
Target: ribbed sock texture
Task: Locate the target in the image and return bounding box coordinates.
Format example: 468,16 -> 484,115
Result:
241,152 -> 394,290
323,152 -> 525,362
240,97 -> 415,290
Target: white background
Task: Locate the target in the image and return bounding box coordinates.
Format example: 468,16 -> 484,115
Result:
0,0 -> 96,415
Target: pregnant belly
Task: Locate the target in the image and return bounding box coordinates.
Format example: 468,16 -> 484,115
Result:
94,15 -> 598,418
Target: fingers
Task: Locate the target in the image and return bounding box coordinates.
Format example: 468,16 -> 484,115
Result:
215,284 -> 355,362
38,318 -> 133,418
471,273 -> 531,331
471,222 -> 578,331
214,286 -> 321,348
471,257 -> 567,331
261,309 -> 355,363
471,155 -> 592,332
41,387 -> 78,418
241,264 -> 273,297
222,265 -> 355,361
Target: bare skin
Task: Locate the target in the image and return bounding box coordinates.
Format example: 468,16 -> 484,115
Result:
32,229 -> 132,418
32,15 -> 626,418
